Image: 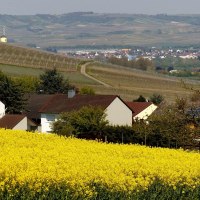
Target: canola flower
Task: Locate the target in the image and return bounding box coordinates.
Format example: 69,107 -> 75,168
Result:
0,129 -> 200,199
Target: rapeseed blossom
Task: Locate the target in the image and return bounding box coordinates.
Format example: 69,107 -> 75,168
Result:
0,129 -> 200,199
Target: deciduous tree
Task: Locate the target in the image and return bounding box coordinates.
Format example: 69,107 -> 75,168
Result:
53,106 -> 108,139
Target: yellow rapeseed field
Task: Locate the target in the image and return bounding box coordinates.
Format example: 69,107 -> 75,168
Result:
0,129 -> 200,198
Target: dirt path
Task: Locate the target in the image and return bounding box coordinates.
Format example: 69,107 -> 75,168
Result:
80,62 -> 112,88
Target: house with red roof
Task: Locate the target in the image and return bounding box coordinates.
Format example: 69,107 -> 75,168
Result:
26,93 -> 133,133
0,101 -> 37,131
25,92 -> 157,133
0,114 -> 35,131
126,102 -> 157,120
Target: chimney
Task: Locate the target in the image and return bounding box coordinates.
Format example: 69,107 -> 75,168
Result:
68,89 -> 76,98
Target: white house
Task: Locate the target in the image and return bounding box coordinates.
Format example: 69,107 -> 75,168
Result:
0,35 -> 7,43
37,94 -> 133,133
0,101 -> 37,131
105,97 -> 132,126
38,96 -> 132,133
0,115 -> 27,130
26,94 -> 157,133
126,102 -> 157,120
40,113 -> 58,133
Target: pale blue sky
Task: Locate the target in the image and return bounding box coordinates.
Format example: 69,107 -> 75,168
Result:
1,0 -> 200,15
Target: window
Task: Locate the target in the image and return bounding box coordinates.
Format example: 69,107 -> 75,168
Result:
46,114 -> 55,122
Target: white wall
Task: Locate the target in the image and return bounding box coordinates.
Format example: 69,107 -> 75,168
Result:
0,101 -> 5,119
0,37 -> 7,43
41,113 -> 58,133
105,97 -> 132,126
133,104 -> 157,120
13,117 -> 28,131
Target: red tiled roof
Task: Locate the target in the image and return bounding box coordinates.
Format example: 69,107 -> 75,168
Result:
0,114 -> 26,129
39,94 -> 118,113
125,102 -> 153,117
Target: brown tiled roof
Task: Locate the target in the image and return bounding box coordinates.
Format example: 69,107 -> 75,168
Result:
25,94 -> 54,118
39,94 -> 118,113
0,114 -> 26,129
125,102 -> 153,117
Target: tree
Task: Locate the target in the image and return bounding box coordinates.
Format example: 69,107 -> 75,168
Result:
53,106 -> 108,139
37,68 -> 72,94
147,103 -> 195,148
133,95 -> 146,102
80,87 -> 95,95
132,119 -> 154,146
52,112 -> 75,137
149,93 -> 164,105
135,57 -> 154,71
0,71 -> 26,114
132,99 -> 198,148
12,76 -> 39,93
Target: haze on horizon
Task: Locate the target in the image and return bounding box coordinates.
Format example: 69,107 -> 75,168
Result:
1,0 -> 200,15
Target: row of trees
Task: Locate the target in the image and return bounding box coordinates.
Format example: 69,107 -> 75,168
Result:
107,56 -> 154,71
155,56 -> 200,70
133,99 -> 199,148
53,98 -> 200,149
133,94 -> 164,105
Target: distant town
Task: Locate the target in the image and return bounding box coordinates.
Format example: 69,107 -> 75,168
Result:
56,47 -> 200,77
58,47 -> 200,61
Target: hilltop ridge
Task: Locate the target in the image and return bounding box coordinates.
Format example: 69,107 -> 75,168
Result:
1,12 -> 200,48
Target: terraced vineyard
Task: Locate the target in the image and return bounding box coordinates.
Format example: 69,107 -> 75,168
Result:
0,43 -> 79,71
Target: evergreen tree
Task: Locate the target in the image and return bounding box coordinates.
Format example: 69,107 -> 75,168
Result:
149,93 -> 164,105
133,95 -> 146,102
0,71 -> 26,114
37,68 -> 72,94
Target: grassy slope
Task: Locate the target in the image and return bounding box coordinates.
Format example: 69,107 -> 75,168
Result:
86,62 -> 200,102
0,64 -> 98,85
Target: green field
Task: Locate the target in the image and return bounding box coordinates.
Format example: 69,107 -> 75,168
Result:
1,60 -> 200,102
0,64 -> 98,85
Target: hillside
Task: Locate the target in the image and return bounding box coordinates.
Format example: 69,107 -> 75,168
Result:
1,13 -> 200,48
0,43 -> 199,102
0,43 -> 79,71
86,62 -> 200,102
